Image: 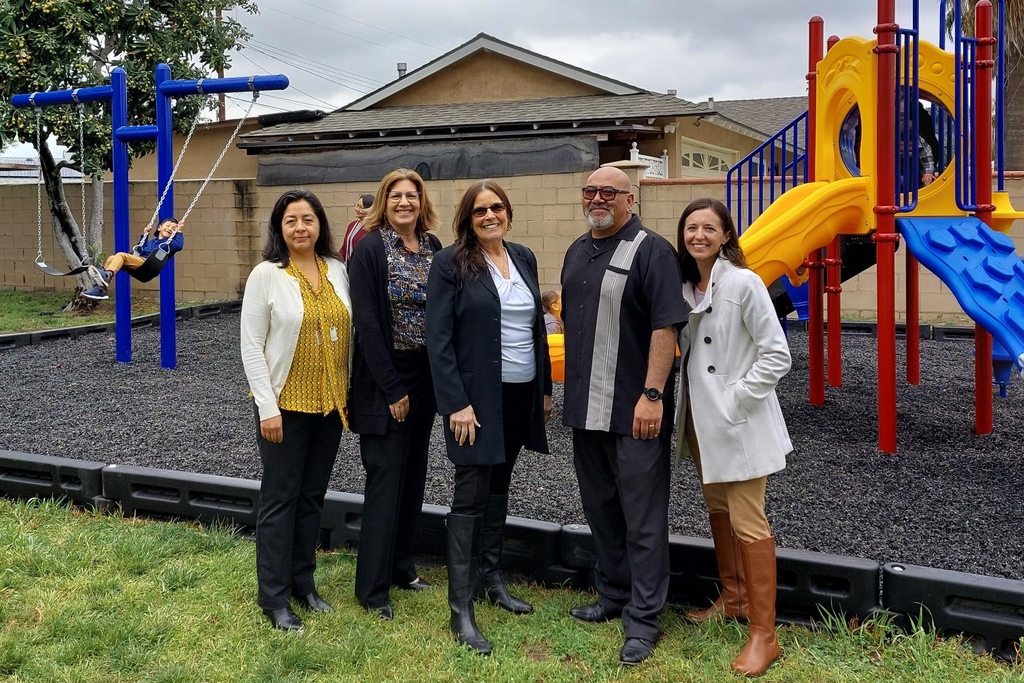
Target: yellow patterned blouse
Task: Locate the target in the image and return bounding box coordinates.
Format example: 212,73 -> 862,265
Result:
278,258 -> 351,427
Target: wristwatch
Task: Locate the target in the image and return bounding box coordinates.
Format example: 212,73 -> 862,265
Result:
643,387 -> 663,401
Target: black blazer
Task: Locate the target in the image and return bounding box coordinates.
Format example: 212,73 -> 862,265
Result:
348,229 -> 442,435
426,241 -> 552,466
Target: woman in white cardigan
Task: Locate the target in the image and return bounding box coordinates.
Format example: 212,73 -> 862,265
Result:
241,189 -> 353,631
675,198 -> 792,677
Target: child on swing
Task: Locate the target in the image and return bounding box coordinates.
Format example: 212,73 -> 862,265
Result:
82,217 -> 185,300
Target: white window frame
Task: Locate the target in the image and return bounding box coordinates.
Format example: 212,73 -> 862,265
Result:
680,139 -> 737,178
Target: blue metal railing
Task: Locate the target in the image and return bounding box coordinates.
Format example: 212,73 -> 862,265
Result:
895,0 -> 921,212
996,0 -> 1005,190
726,111 -> 808,234
954,0 -> 979,211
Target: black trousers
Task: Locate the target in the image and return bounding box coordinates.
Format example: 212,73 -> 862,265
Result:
254,406 -> 343,610
355,349 -> 435,610
571,428 -> 671,642
451,381 -> 534,515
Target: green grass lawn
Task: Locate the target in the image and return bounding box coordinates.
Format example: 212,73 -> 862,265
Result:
0,498 -> 1020,683
0,290 -> 167,334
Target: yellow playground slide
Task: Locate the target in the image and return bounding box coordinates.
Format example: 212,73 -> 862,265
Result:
739,177 -> 875,286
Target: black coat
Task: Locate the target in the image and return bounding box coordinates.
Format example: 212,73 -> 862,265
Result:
347,229 -> 442,435
426,242 -> 552,466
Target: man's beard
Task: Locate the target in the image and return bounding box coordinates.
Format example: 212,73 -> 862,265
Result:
586,209 -> 614,231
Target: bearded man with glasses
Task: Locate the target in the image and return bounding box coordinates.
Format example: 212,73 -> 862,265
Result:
560,166 -> 689,666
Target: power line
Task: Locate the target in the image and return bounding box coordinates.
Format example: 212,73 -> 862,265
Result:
257,2 -> 430,60
241,45 -> 372,95
287,0 -> 443,52
247,40 -> 382,89
233,50 -> 349,107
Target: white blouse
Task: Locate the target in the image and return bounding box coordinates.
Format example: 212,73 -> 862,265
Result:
485,250 -> 536,383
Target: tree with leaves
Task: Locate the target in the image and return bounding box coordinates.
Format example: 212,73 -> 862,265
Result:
0,0 -> 257,306
947,0 -> 1024,171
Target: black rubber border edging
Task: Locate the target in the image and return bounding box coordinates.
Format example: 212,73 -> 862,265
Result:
0,300 -> 243,351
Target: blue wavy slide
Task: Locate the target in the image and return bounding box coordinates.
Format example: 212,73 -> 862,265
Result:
897,217 -> 1024,376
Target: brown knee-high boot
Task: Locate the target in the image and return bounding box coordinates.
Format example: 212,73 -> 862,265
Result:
731,536 -> 780,677
687,511 -> 746,623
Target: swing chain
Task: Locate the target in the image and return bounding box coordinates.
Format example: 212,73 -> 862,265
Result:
74,92 -> 90,266
177,90 -> 259,225
146,96 -> 207,230
35,107 -> 44,263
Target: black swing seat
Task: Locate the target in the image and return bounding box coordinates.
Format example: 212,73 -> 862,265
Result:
34,255 -> 91,277
126,245 -> 173,283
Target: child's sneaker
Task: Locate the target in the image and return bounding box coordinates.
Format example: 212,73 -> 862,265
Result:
82,284 -> 108,300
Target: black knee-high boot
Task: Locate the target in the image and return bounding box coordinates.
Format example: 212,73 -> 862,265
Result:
446,513 -> 491,655
478,494 -> 533,614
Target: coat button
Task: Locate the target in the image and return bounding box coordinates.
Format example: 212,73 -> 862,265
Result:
703,336 -> 711,344
708,365 -> 716,373
706,305 -> 713,313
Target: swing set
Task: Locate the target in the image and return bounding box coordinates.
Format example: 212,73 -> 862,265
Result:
13,64 -> 288,368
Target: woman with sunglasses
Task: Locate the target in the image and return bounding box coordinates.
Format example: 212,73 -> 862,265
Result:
348,168 -> 441,621
426,180 -> 552,655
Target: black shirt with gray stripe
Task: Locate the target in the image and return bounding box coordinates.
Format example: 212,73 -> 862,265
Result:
560,214 -> 690,436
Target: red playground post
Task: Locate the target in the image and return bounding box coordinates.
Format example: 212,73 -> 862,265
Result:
974,0 -> 995,435
874,0 -> 900,453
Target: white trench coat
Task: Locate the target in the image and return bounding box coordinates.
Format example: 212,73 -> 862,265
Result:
675,258 -> 793,484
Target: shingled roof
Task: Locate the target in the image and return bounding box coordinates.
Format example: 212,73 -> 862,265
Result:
711,96 -> 808,146
239,93 -> 709,152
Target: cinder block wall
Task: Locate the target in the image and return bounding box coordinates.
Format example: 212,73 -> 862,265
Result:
1,173 -> 1022,322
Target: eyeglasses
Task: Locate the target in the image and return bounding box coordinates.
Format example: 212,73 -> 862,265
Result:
470,202 -> 507,218
582,186 -> 630,201
387,191 -> 421,202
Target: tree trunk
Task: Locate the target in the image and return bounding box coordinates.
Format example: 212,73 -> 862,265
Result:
37,144 -> 105,292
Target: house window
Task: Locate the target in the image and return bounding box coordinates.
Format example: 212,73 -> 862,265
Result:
680,140 -> 737,177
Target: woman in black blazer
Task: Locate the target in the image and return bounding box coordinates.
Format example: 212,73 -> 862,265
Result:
348,168 -> 442,621
426,180 -> 552,655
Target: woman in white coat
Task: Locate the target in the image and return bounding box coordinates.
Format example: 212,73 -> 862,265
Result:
241,189 -> 353,631
675,198 -> 792,677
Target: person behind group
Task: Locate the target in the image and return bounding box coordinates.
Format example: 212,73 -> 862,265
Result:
82,217 -> 185,300
426,180 -> 552,655
339,193 -> 375,263
675,198 -> 792,677
347,169 -> 440,621
560,166 -> 689,666
240,189 -> 353,631
542,289 -> 563,334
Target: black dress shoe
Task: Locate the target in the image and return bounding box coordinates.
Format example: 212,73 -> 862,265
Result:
367,604 -> 394,621
619,637 -> 655,665
569,602 -> 623,623
263,606 -> 303,631
294,591 -> 334,613
396,577 -> 433,591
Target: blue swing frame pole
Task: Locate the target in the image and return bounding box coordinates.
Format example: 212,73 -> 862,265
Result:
111,68 -> 135,363
14,66 -> 288,367
155,64 -> 176,369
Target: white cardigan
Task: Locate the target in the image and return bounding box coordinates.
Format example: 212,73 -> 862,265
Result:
240,257 -> 353,421
675,258 -> 793,484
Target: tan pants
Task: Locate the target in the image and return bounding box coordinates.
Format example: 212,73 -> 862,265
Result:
685,398 -> 772,543
103,252 -> 146,274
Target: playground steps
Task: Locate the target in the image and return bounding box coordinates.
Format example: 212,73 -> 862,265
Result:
772,235 -> 884,319
897,216 -> 1024,372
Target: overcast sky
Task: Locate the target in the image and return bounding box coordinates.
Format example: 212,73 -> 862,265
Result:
219,0 -> 949,118
4,0 -> 951,157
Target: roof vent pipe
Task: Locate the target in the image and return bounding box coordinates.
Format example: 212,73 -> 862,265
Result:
707,96 -> 714,110
397,62 -> 407,78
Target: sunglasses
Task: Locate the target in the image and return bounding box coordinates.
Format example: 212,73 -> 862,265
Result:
470,202 -> 507,218
582,186 -> 630,201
